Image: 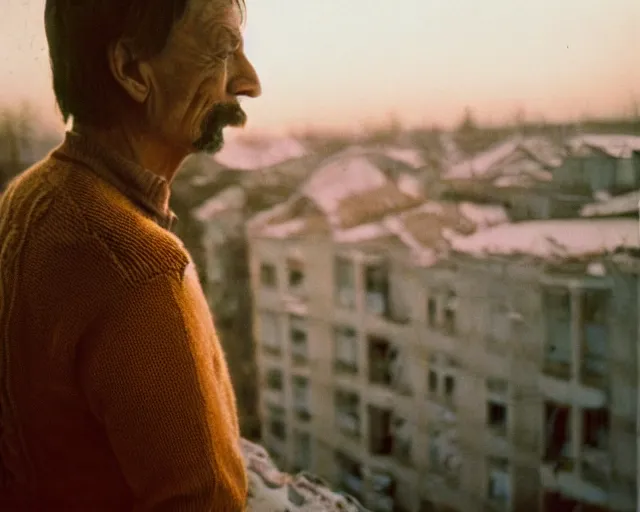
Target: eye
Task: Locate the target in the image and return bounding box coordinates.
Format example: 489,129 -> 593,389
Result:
216,47 -> 237,62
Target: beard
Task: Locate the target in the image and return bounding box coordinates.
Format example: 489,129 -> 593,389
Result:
192,102 -> 247,154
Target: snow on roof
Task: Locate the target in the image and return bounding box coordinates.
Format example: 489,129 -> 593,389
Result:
580,189 -> 640,217
567,134 -> 640,159
333,222 -> 390,244
381,147 -> 425,168
259,218 -> 308,239
444,136 -> 564,182
458,202 -> 509,228
213,137 -> 308,171
246,195 -> 300,231
301,155 -> 388,222
397,173 -> 422,198
448,219 -> 640,259
193,186 -> 245,222
444,137 -> 522,180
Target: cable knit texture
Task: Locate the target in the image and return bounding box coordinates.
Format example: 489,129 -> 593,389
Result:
0,132 -> 247,511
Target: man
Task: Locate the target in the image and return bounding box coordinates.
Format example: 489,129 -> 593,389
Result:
0,0 -> 260,509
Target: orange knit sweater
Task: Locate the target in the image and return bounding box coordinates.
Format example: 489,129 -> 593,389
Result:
0,132 -> 247,511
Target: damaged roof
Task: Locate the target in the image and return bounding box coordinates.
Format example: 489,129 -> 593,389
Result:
447,218 -> 640,260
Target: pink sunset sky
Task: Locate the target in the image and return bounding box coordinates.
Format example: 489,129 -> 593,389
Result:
1,0 -> 639,135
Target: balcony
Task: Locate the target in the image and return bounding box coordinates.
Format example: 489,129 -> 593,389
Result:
336,411 -> 361,439
540,458 -> 609,507
581,448 -> 611,488
538,374 -> 607,409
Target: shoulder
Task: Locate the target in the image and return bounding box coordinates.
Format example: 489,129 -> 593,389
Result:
14,153 -> 191,286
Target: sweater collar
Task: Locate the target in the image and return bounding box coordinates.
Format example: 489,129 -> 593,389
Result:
54,131 -> 177,230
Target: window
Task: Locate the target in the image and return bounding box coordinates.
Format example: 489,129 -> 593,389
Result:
428,370 -> 438,394
444,375 -> 455,399
487,458 -> 510,505
368,405 -> 393,455
260,262 -> 277,288
443,290 -> 457,335
267,405 -> 286,441
292,376 -> 311,421
487,401 -> 507,436
544,402 -> 571,461
335,389 -> 361,438
266,368 -> 283,391
582,408 -> 609,450
365,262 -> 390,315
368,335 -> 392,386
287,257 -> 305,292
427,296 -> 437,327
335,256 -> 356,309
392,416 -> 412,465
581,289 -> 609,382
293,430 -> 312,471
289,315 -> 308,363
543,287 -> 571,378
259,312 -> 281,354
334,326 -> 358,373
336,451 -> 363,501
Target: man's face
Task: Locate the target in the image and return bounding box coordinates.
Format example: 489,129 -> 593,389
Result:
143,0 -> 261,154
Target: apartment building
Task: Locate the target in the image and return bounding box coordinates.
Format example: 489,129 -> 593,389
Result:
246,136 -> 640,512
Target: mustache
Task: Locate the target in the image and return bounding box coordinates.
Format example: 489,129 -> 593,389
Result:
193,102 -> 247,153
203,102 -> 247,132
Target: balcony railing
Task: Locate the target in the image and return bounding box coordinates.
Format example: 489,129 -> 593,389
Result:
336,412 -> 361,438
581,448 -> 611,488
334,360 -> 359,375
263,344 -> 282,356
542,359 -> 571,380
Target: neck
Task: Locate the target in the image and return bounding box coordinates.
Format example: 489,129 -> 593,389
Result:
73,119 -> 188,183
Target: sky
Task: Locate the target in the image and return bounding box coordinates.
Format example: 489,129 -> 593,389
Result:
1,0 -> 639,135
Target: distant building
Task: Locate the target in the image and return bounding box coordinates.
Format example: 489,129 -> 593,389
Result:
246,133 -> 640,512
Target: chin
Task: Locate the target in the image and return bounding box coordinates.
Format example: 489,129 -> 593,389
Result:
192,130 -> 225,154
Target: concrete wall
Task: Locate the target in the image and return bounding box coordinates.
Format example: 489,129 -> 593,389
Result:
248,229 -> 639,512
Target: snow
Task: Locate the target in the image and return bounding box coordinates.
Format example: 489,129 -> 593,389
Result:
397,173 -> 422,198
333,222 -> 389,244
459,202 -> 509,228
213,137 -> 307,170
260,219 -> 307,239
445,138 -> 521,180
448,219 -> 640,259
567,134 -> 640,159
382,147 -> 425,168
580,190 -> 640,218
246,196 -> 300,231
193,186 -> 245,222
301,156 -> 388,218
444,136 -> 563,182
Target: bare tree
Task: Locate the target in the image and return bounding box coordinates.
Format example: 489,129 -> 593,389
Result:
0,102 -> 38,189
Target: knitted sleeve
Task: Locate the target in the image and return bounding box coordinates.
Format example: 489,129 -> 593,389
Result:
78,271 -> 247,512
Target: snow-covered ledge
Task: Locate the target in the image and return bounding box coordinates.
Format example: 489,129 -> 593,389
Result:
242,439 -> 369,511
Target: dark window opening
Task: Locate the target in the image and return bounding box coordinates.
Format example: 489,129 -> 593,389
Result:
428,370 -> 438,394
487,401 -> 507,435
266,368 -> 283,390
368,405 -> 393,456
364,263 -> 390,316
368,335 -> 393,386
287,257 -> 305,291
427,296 -> 437,327
260,262 -> 277,288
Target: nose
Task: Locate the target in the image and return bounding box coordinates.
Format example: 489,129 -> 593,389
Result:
228,53 -> 262,98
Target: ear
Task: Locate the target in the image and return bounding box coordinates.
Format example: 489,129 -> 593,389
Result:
107,39 -> 154,104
